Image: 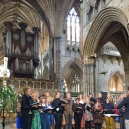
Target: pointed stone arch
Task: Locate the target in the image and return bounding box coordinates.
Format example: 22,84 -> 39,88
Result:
83,7 -> 128,60
62,58 -> 83,78
109,71 -> 124,92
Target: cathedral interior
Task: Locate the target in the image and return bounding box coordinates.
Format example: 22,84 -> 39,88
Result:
0,0 -> 129,129
0,0 -> 129,102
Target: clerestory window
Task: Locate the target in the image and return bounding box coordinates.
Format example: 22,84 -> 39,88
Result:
67,8 -> 80,46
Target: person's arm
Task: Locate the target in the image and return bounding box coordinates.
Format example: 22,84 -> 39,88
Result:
21,95 -> 31,109
72,103 -> 75,112
117,97 -> 127,109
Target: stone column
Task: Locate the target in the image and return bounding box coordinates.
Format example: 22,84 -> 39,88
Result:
124,56 -> 129,94
54,37 -> 62,79
124,69 -> 129,93
53,37 -> 63,91
83,61 -> 96,97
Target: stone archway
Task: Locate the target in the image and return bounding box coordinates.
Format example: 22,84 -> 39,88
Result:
109,72 -> 124,92
83,7 -> 129,93
83,7 -> 128,59
62,58 -> 83,92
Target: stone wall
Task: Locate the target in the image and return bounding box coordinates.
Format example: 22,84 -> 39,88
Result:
0,78 -> 60,96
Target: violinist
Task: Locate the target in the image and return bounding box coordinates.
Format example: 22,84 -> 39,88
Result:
93,99 -> 103,129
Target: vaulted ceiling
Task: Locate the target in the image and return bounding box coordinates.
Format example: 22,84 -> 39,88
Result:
0,0 -> 80,64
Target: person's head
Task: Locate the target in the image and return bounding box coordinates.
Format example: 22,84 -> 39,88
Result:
55,91 -> 61,99
23,87 -> 31,95
98,93 -> 102,98
75,98 -> 80,104
40,97 -> 46,104
96,99 -> 101,104
89,93 -> 93,98
78,93 -> 83,100
35,91 -> 39,98
47,97 -> 52,104
120,94 -> 125,100
107,92 -> 111,98
44,92 -> 50,98
31,93 -> 37,101
17,102 -> 21,107
105,98 -> 110,103
86,96 -> 90,104
66,92 -> 71,100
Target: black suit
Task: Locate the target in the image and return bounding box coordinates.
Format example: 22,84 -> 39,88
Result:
117,96 -> 129,129
52,98 -> 64,129
21,94 -> 33,129
117,96 -> 129,120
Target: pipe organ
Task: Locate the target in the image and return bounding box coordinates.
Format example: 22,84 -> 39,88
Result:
3,21 -> 40,78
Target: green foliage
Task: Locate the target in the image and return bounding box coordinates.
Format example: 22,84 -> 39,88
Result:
0,85 -> 17,113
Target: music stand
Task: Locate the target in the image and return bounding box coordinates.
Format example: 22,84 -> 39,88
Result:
104,114 -> 121,129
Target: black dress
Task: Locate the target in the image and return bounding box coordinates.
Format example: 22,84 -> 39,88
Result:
72,103 -> 83,129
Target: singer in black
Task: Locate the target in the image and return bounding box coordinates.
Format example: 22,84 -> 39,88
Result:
52,92 -> 65,129
72,98 -> 83,129
21,87 -> 33,129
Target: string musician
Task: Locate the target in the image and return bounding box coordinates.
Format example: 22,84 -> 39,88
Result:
93,99 -> 103,129
52,91 -> 66,129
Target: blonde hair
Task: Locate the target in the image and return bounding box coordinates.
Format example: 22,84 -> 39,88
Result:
23,87 -> 30,94
47,97 -> 52,103
85,96 -> 90,104
31,93 -> 36,98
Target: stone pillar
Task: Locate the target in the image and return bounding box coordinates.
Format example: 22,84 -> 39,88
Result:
53,37 -> 63,91
124,56 -> 129,94
49,37 -> 54,80
54,37 -> 62,79
124,69 -> 129,93
83,61 -> 95,97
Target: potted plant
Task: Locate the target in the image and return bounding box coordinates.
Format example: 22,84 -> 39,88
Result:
0,85 -> 17,129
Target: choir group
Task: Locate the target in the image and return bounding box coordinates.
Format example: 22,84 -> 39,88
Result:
16,86 -> 129,129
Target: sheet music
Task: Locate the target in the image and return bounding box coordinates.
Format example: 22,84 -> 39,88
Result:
104,114 -> 119,117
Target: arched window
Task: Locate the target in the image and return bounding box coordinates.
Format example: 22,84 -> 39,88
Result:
67,8 -> 80,46
72,75 -> 80,92
109,74 -> 123,92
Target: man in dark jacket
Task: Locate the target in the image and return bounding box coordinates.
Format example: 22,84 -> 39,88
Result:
52,91 -> 66,129
117,95 -> 129,129
21,87 -> 33,129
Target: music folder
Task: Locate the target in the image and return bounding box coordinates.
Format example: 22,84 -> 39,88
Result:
30,102 -> 39,106
104,114 -> 119,117
44,107 -> 54,112
74,107 -> 82,112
